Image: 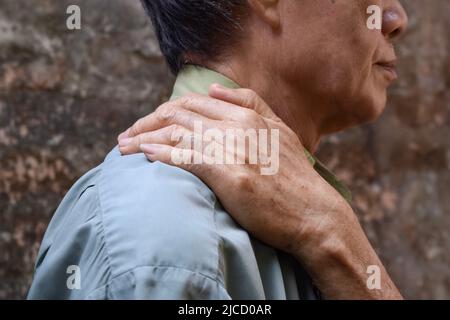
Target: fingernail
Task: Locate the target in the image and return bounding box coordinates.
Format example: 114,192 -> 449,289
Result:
118,137 -> 133,147
140,144 -> 163,154
143,153 -> 154,162
118,128 -> 130,141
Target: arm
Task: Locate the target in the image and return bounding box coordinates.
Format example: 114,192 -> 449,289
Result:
117,85 -> 402,299
293,194 -> 402,299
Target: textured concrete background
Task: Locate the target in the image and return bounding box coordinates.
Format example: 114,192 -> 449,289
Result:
0,0 -> 448,299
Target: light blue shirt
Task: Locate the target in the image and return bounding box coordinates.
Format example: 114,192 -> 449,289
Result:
28,66 -> 351,299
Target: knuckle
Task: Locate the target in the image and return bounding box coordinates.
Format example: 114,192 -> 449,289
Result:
135,134 -> 143,146
178,95 -> 193,107
245,88 -> 257,97
168,124 -> 186,145
129,119 -> 143,136
171,124 -> 183,138
243,89 -> 258,106
158,107 -> 177,123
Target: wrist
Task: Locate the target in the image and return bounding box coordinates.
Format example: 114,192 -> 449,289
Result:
291,199 -> 402,299
291,196 -> 357,267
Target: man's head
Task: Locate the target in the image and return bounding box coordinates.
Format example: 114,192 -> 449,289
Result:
142,0 -> 408,135
140,0 -> 248,74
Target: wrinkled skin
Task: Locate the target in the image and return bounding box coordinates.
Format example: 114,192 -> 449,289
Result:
118,0 -> 408,299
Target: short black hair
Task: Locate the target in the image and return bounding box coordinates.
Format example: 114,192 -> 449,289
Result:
141,0 -> 248,74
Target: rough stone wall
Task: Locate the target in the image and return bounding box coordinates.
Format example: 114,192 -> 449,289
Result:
0,0 -> 448,299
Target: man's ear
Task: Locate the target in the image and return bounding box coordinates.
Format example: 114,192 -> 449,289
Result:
247,0 -> 281,29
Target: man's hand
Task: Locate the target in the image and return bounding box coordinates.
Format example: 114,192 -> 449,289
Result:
117,84 -> 402,299
118,84 -> 343,259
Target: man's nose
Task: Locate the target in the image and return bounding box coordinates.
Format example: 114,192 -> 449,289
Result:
382,2 -> 408,40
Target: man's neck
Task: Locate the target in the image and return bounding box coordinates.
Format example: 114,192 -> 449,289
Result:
208,61 -> 323,153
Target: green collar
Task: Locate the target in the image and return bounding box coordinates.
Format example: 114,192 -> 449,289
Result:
171,65 -> 240,100
170,65 -> 352,203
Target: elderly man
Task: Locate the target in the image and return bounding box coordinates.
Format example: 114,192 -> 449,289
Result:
28,0 -> 408,299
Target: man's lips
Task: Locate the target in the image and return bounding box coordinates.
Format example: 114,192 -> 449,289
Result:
375,60 -> 398,81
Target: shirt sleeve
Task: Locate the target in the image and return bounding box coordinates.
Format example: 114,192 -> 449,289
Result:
28,157 -> 232,300
27,181 -> 111,299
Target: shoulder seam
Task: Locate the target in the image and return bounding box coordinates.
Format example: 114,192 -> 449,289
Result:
92,167 -> 116,281
212,197 -> 224,286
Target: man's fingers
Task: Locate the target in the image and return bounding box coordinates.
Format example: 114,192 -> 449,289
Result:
208,84 -> 278,120
126,106 -> 218,140
117,88 -> 279,144
119,125 -> 193,155
140,143 -> 177,165
140,144 -> 218,184
123,96 -> 249,138
173,95 -> 250,121
117,128 -> 130,141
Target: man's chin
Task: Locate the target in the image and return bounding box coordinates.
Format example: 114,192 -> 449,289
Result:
355,92 -> 388,124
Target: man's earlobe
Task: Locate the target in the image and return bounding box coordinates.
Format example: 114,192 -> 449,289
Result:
247,0 -> 281,29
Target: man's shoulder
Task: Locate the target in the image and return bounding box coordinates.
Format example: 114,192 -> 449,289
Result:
29,147 -> 227,298
96,147 -> 222,281
100,146 -> 216,203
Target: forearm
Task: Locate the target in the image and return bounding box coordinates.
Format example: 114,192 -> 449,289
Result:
293,199 -> 403,300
